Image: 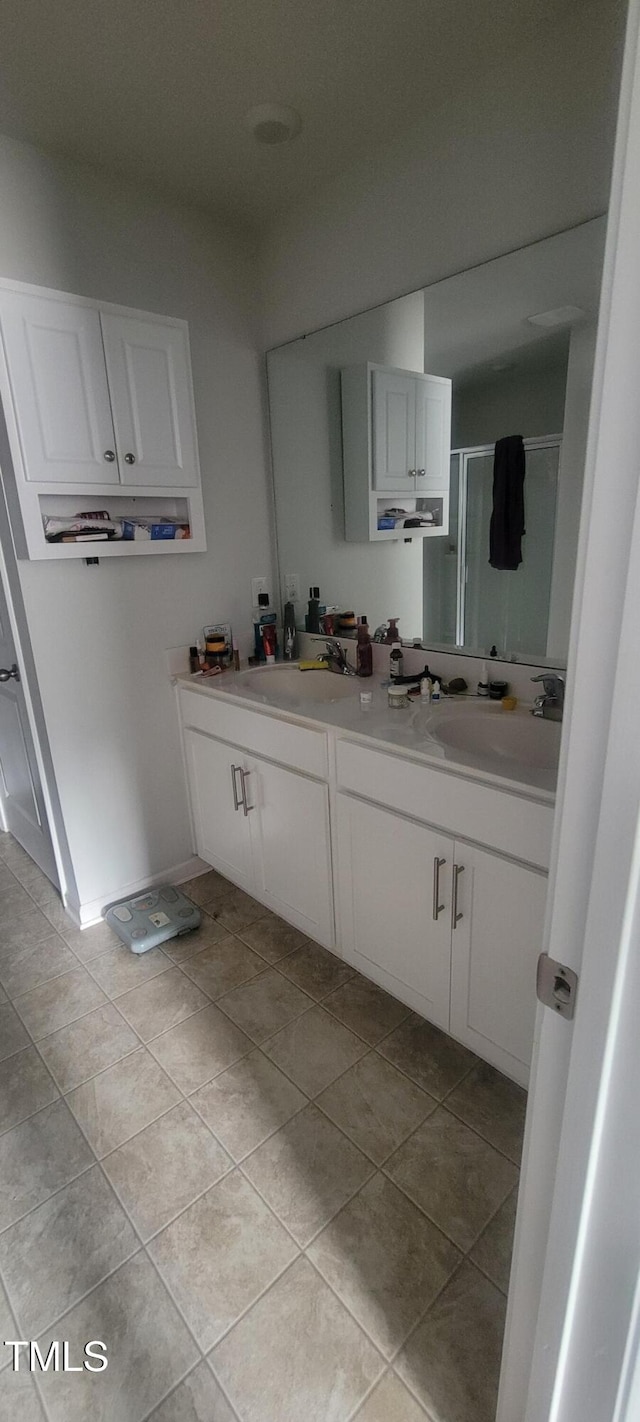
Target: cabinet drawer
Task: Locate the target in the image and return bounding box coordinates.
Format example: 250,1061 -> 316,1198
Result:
336,738 -> 553,870
179,687 -> 329,780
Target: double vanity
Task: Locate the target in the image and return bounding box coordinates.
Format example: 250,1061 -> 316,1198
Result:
177,663 -> 560,1088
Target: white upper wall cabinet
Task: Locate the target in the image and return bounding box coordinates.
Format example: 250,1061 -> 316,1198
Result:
372,369 -> 416,489
100,313 -> 198,487
0,291 -> 119,485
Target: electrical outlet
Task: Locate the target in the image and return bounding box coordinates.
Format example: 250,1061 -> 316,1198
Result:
251,577 -> 269,606
284,573 -> 300,603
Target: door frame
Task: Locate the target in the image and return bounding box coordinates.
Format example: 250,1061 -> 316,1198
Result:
498,0 -> 640,1415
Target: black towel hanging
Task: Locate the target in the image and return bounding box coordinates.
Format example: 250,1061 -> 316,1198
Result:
489,435 -> 526,570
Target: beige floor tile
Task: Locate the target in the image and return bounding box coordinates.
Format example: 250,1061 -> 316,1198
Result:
0,1002 -> 30,1061
67,1047 -> 180,1156
0,1097 -> 93,1231
148,1362 -> 236,1422
396,1261 -> 506,1422
212,1256 -> 384,1422
323,974 -> 411,1046
205,883 -> 269,933
353,1372 -> 429,1421
0,1166 -> 137,1336
471,1188 -> 519,1294
0,1279 -> 15,1365
0,903 -> 57,953
149,1170 -> 297,1351
385,1107 -> 518,1250
14,966 -> 106,1040
446,1060 -> 527,1163
180,870 -> 229,906
57,917 -> 125,963
18,873 -> 61,909
149,1004 -> 252,1094
192,1049 -> 306,1160
115,967 -> 209,1041
0,982 -> 6,1003
235,915 -> 307,964
277,941 -> 354,1001
242,1103 -> 374,1245
0,1047 -> 58,1134
309,1173 -> 460,1357
378,1014 -> 477,1099
35,1252 -> 198,1422
217,968 -> 311,1044
38,1003 -> 139,1093
0,932 -> 77,999
180,935 -> 265,999
161,913 -> 232,964
264,1004 -> 367,1095
103,1100 -> 232,1239
316,1052 -> 436,1164
0,1368 -> 46,1420
88,943 -> 172,997
0,878 -> 35,917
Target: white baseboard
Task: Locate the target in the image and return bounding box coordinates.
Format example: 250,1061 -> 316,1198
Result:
76,855 -> 211,928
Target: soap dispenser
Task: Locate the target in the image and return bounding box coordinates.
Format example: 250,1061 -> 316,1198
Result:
305,587 -> 321,634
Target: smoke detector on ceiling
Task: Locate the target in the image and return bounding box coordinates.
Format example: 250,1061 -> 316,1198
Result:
526,305 -> 586,328
245,104 -> 302,145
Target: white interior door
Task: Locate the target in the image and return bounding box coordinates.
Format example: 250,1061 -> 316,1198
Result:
337,792 -> 452,1028
183,729 -> 254,894
371,368 -> 416,490
0,566 -> 57,881
414,373 -> 452,491
249,755 -> 334,947
101,312 -> 199,487
0,291 -> 119,484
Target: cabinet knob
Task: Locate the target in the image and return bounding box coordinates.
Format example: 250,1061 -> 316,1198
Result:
124,453 -> 136,465
104,450 -> 115,462
417,469 -> 425,477
408,469 -> 416,477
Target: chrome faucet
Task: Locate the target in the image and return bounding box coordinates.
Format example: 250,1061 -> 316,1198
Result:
531,673 -> 565,721
321,639 -> 356,676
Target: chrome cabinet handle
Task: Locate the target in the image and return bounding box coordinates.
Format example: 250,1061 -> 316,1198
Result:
452,863 -> 465,929
230,764 -> 242,812
432,856 -> 446,920
104,450 -> 115,462
124,452 -> 136,465
0,664 -> 20,683
239,767 -> 253,816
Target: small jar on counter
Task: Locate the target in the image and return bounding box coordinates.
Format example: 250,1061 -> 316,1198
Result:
388,684 -> 409,710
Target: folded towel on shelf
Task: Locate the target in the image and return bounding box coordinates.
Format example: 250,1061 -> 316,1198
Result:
489,435 -> 526,570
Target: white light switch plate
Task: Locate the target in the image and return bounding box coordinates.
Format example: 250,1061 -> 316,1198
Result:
284,573 -> 300,602
251,577 -> 269,605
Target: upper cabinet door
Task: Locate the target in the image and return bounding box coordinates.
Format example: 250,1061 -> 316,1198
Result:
100,313 -> 199,487
371,369 -> 417,490
0,292 -> 119,484
414,374 -> 452,491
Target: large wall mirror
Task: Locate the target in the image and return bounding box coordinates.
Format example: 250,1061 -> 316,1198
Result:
267,218 -> 606,666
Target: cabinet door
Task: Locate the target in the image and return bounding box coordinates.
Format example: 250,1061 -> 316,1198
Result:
371,369 -> 416,490
450,842 -> 547,1085
101,313 -> 199,487
0,292 -> 118,484
414,374 -> 452,491
248,756 -> 335,947
183,730 -> 254,894
336,793 -> 452,1028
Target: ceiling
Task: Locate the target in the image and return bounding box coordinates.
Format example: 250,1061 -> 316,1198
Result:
0,0 -> 580,227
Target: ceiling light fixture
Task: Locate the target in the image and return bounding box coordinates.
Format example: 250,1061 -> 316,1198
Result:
526,305 -> 586,327
244,103 -> 302,145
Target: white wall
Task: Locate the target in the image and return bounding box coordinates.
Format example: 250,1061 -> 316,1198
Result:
268,292 -> 425,638
260,0 -> 622,347
452,354 -> 569,449
547,323 -> 598,659
0,135 -> 276,912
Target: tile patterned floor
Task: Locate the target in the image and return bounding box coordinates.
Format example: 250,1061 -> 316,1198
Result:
0,833 -> 526,1422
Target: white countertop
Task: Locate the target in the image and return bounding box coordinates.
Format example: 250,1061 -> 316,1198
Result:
176,665 -> 560,802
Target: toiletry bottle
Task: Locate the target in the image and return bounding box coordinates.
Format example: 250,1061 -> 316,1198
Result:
385,618 -> 400,645
262,623 -> 277,664
432,678 -> 441,703
189,646 -> 200,675
253,592 -> 278,662
356,616 -> 373,677
305,587 -> 321,634
389,642 -> 404,679
283,599 -> 297,660
420,675 -> 432,703
477,661 -> 489,697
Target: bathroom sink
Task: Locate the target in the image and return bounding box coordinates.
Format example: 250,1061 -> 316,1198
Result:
425,705 -> 561,771
223,664 -> 358,707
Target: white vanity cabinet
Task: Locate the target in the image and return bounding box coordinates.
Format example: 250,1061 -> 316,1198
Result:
179,689 -> 335,948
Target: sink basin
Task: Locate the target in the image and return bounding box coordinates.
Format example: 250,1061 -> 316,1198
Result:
223,664 -> 358,707
425,705 -> 561,772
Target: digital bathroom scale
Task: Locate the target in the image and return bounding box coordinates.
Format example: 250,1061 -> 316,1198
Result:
103,885 -> 201,954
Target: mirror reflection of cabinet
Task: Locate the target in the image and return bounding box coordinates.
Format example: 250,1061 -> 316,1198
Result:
342,361 -> 451,542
